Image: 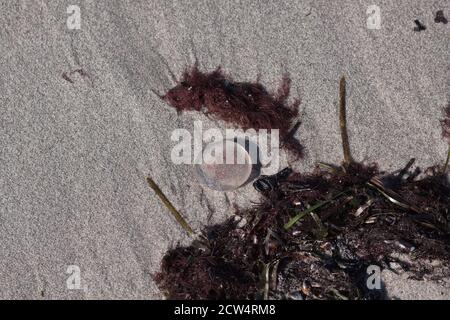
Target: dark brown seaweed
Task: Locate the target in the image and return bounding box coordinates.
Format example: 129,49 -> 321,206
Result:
154,77 -> 450,300
154,162 -> 450,300
163,65 -> 303,158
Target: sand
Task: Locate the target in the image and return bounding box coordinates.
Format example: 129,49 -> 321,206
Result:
0,0 -> 448,299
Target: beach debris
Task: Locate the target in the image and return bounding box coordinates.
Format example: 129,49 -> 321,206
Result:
441,104 -> 450,172
194,140 -> 253,191
253,167 -> 293,193
146,177 -> 194,236
413,19 -> 426,32
442,104 -> 450,143
154,77 -> 450,300
154,156 -> 449,299
62,68 -> 88,83
339,76 -> 354,165
161,64 -> 304,158
435,10 -> 448,24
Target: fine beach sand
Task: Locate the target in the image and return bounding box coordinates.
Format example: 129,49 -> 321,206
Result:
0,0 -> 449,299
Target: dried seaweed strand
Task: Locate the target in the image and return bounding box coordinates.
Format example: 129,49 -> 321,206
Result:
441,105 -> 450,173
368,177 -> 421,213
339,76 -> 354,165
146,177 -> 194,236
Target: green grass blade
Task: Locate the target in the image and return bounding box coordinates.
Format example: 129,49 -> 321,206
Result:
284,191 -> 347,230
284,200 -> 329,230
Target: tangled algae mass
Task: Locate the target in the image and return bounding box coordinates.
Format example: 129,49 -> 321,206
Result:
152,72 -> 450,300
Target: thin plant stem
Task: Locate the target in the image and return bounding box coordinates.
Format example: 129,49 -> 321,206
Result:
339,76 -> 354,165
146,177 -> 194,236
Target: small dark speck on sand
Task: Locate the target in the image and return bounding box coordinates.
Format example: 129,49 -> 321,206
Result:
413,19 -> 426,32
435,10 -> 448,24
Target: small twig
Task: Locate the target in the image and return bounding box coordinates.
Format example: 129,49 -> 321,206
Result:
146,177 -> 194,236
339,76 -> 354,165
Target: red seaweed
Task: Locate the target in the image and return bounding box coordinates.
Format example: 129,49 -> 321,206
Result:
154,162 -> 450,300
154,76 -> 450,300
163,65 -> 303,158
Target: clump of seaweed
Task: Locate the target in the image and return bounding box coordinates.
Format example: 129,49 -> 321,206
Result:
162,64 -> 303,157
155,165 -> 450,299
153,77 -> 450,300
